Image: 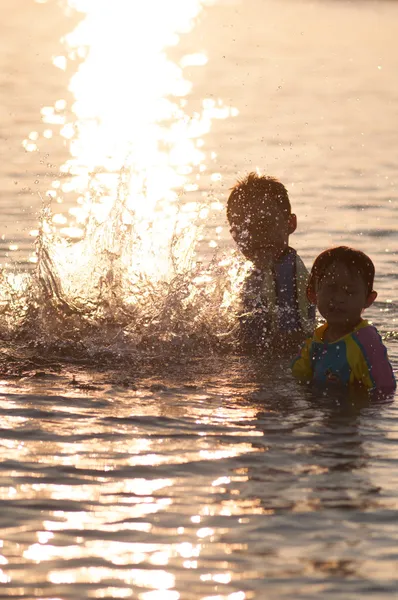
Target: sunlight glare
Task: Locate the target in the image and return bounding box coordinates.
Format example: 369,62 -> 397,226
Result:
38,0 -> 237,280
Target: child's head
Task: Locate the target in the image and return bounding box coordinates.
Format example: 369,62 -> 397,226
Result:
227,172 -> 297,265
307,246 -> 377,328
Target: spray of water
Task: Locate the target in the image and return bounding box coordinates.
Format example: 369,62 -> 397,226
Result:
0,0 -> 254,374
0,190 -> 249,369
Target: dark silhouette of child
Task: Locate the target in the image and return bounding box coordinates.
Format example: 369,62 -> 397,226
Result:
227,172 -> 314,354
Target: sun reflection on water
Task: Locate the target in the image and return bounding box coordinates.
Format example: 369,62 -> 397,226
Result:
0,0 -> 256,596
0,395 -> 262,598
31,0 -> 237,280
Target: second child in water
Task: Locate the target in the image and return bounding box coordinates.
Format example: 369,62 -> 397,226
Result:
292,246 -> 396,393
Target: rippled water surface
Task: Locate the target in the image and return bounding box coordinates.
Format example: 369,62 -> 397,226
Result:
0,0 -> 397,598
1,362 -> 398,599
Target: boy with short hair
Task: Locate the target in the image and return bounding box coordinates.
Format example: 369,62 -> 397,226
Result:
227,172 -> 314,353
292,246 -> 396,393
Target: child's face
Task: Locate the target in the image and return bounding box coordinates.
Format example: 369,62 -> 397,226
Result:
230,203 -> 296,265
314,261 -> 376,328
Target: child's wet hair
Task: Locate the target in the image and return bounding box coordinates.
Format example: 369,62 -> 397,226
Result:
226,172 -> 291,227
307,246 -> 375,296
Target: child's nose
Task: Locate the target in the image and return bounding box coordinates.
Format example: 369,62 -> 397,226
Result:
334,289 -> 346,303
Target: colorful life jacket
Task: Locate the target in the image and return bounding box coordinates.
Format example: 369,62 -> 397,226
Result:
239,247 -> 315,351
292,320 -> 396,392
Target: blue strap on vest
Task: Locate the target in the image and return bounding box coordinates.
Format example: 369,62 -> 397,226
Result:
239,248 -> 304,349
274,248 -> 301,333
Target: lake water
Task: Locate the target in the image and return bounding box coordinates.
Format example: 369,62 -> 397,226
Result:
0,0 -> 397,598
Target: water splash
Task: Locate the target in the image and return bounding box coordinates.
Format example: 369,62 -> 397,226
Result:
0,189 -> 249,370
0,0 -> 249,371
38,0 -> 237,260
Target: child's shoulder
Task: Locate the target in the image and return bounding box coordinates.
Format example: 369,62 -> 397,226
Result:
290,248 -> 310,275
352,321 -> 384,347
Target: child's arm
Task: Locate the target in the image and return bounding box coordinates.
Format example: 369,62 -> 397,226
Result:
291,337 -> 313,382
353,327 -> 396,393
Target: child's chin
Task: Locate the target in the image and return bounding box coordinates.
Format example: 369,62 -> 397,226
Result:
255,246 -> 281,260
327,315 -> 356,327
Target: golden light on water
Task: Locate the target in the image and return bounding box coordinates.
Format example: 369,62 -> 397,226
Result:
0,392 -> 260,598
32,0 -> 237,279
2,0 -> 395,596
8,0 -> 250,595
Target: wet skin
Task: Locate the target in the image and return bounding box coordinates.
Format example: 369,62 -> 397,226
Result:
230,203 -> 297,268
310,262 -> 377,343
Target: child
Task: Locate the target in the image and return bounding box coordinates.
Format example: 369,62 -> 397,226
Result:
292,246 -> 396,393
227,172 -> 314,353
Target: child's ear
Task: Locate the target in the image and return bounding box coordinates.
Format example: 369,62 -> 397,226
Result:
288,213 -> 297,235
365,290 -> 377,308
